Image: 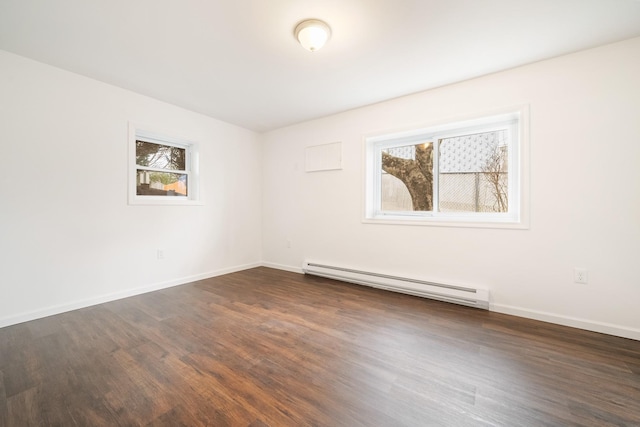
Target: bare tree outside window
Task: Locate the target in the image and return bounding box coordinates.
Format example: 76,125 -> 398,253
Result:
482,145 -> 508,212
381,142 -> 433,211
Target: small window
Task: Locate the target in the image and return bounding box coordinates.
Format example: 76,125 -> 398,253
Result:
129,124 -> 200,205
365,108 -> 527,227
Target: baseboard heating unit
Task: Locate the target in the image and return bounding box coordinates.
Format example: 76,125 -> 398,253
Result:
302,261 -> 490,310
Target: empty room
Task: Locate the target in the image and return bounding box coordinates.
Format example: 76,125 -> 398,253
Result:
1,0 -> 640,425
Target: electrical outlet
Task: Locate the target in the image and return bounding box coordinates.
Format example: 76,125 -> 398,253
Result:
574,268 -> 588,284
157,249 -> 165,260
286,239 -> 292,248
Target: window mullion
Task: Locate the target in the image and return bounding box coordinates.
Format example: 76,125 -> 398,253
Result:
374,143 -> 383,215
432,138 -> 439,215
508,122 -> 518,216
136,165 -> 187,174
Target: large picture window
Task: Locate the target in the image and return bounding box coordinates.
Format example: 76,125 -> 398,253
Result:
128,124 -> 200,205
365,108 -> 527,227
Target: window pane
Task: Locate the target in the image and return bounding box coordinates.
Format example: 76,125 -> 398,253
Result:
438,130 -> 508,212
381,142 -> 433,211
136,140 -> 186,171
136,170 -> 188,196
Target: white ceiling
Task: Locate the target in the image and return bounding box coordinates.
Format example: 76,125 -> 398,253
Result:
1,0 -> 640,132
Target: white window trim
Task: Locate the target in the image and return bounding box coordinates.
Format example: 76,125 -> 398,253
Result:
363,105 -> 529,229
128,122 -> 202,206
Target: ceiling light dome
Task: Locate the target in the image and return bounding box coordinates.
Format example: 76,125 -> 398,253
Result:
295,19 -> 331,52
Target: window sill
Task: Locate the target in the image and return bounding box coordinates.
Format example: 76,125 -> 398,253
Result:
362,214 -> 528,230
128,197 -> 204,206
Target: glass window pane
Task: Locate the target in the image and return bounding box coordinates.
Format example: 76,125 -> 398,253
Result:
136,140 -> 186,171
438,130 -> 508,213
136,170 -> 188,196
380,142 -> 433,211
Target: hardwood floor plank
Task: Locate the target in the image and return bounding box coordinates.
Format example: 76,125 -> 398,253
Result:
1,267 -> 639,426
0,370 -> 8,427
6,387 -> 41,427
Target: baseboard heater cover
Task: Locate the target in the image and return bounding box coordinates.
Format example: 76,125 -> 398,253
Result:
302,261 -> 490,310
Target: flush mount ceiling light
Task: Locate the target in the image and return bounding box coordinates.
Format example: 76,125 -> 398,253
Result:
294,19 -> 331,52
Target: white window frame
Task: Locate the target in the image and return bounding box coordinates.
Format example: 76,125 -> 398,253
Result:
128,123 -> 201,206
364,106 -> 529,229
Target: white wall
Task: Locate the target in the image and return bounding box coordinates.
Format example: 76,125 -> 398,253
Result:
0,50 -> 262,326
261,37 -> 640,340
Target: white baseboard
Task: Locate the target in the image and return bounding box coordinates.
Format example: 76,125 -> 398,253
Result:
213,262 -> 263,277
261,261 -> 304,274
491,303 -> 640,341
0,262 -> 262,329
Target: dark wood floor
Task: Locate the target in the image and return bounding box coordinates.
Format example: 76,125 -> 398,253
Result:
1,267 -> 639,426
